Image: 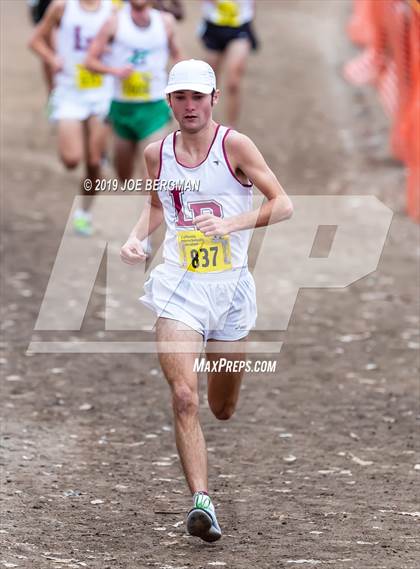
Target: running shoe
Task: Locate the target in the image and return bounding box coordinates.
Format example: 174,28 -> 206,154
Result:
186,491 -> 222,542
73,210 -> 93,236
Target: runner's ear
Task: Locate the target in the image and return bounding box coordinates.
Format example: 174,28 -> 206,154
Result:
211,89 -> 220,106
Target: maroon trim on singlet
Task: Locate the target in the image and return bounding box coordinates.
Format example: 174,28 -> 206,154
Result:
222,128 -> 253,188
156,135 -> 167,179
173,124 -> 221,169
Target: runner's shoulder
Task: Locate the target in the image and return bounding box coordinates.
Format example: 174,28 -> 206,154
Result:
159,9 -> 176,25
105,8 -> 120,36
144,139 -> 165,178
223,129 -> 258,162
49,0 -> 66,20
159,9 -> 176,35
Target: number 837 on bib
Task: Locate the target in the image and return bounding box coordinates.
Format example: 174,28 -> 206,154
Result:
177,229 -> 232,273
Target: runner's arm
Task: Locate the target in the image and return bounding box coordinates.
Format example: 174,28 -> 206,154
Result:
229,132 -> 293,230
195,132 -> 293,237
84,13 -> 131,77
162,12 -> 184,63
28,0 -> 65,71
120,142 -> 165,265
134,142 -> 166,239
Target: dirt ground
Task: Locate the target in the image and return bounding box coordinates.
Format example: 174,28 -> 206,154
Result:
1,1 -> 419,568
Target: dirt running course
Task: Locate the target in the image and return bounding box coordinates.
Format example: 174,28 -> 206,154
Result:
1,1 -> 419,569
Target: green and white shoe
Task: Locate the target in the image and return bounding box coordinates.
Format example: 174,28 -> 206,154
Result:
73,210 -> 93,236
187,492 -> 222,543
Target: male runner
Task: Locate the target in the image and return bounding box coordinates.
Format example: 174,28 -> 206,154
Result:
85,0 -> 183,181
199,0 -> 258,128
120,59 -> 292,542
29,0 -> 115,235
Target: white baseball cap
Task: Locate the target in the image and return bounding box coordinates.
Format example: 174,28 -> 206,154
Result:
165,59 -> 216,95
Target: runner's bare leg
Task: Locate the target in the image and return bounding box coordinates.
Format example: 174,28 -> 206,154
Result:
223,38 -> 250,127
114,134 -> 137,182
57,119 -> 84,169
82,115 -> 108,211
204,49 -> 224,84
206,337 -> 248,420
156,317 -> 207,493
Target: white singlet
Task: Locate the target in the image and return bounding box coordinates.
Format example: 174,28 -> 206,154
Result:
157,124 -> 254,272
140,125 -> 257,341
55,0 -> 113,95
202,0 -> 254,27
111,5 -> 169,102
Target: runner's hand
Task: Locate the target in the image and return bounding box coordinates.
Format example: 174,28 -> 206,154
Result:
194,214 -> 231,237
50,55 -> 64,74
114,65 -> 134,79
120,237 -> 148,265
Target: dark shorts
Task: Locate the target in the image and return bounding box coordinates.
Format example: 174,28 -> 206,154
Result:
200,20 -> 259,52
29,0 -> 52,24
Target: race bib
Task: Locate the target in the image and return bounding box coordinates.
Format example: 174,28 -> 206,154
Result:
122,71 -> 152,100
216,0 -> 240,27
177,230 -> 232,273
76,64 -> 103,90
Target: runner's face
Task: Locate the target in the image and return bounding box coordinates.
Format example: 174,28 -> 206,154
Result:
169,91 -> 216,133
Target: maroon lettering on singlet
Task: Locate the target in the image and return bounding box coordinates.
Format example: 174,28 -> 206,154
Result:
74,26 -> 93,51
171,189 -> 223,227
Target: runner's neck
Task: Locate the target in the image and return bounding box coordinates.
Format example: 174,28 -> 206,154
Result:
79,0 -> 101,13
176,121 -> 219,166
130,7 -> 152,28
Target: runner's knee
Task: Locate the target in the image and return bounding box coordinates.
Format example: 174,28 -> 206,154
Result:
209,401 -> 236,421
114,159 -> 132,183
60,151 -> 81,170
172,385 -> 199,418
87,157 -> 101,171
226,75 -> 241,95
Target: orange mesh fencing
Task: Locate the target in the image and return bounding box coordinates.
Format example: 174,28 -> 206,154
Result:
405,5 -> 420,221
344,0 -> 420,222
343,0 -> 387,86
347,0 -> 376,46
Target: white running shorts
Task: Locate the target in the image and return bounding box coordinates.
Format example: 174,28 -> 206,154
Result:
48,85 -> 112,122
140,263 -> 257,342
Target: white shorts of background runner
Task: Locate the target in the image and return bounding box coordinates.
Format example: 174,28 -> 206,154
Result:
49,85 -> 112,122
